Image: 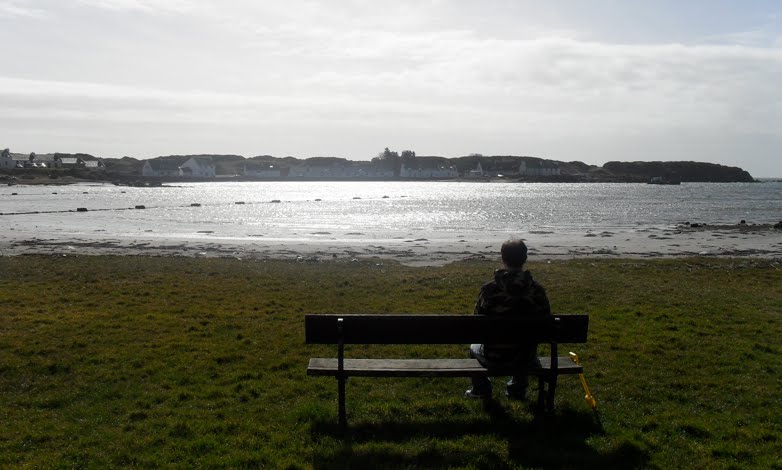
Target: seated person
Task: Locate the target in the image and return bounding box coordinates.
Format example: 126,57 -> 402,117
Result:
465,239 -> 552,399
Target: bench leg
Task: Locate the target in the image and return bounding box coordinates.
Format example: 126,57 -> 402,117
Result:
547,374 -> 557,414
536,375 -> 558,414
338,376 -> 347,428
537,376 -> 546,412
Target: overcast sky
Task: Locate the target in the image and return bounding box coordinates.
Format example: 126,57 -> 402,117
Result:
1,1 -> 781,176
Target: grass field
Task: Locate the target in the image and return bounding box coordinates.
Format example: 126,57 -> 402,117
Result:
1,255 -> 780,469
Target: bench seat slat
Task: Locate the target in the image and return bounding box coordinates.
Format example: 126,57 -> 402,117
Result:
307,357 -> 583,378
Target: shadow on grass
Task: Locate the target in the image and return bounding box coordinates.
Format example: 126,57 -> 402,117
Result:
311,402 -> 646,469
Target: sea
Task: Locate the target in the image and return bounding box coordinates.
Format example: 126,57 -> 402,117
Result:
1,181 -> 780,252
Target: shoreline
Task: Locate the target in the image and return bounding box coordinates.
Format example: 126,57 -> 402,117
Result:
3,223 -> 780,266
3,174 -> 774,186
3,181 -> 779,266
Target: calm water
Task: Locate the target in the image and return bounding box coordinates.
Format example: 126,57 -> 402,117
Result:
1,182 -> 780,243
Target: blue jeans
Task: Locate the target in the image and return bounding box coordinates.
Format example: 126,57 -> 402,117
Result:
469,344 -> 538,397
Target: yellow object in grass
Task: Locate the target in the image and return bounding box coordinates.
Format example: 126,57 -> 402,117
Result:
569,352 -> 598,410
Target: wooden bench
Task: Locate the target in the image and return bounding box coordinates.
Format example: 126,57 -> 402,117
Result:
305,314 -> 589,426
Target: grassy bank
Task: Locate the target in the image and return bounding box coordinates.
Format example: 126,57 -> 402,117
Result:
1,256 -> 780,468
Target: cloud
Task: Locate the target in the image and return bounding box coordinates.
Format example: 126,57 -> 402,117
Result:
2,1 -> 781,174
73,0 -> 195,14
3,29 -> 781,138
272,30 -> 782,135
0,0 -> 47,19
0,76 -> 470,128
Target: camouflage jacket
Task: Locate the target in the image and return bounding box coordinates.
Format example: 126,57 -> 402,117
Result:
473,268 -> 551,364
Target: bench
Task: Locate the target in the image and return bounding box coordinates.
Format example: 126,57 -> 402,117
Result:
305,314 -> 589,426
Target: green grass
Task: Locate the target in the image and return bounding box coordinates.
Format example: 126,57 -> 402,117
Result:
0,256 -> 780,469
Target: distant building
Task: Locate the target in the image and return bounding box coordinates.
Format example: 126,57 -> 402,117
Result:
0,151 -> 105,170
59,157 -> 84,168
289,162 -> 395,179
353,164 -> 394,178
483,159 -> 521,178
0,149 -> 15,169
400,158 -> 458,179
4,152 -> 61,168
30,153 -> 59,168
84,160 -> 105,170
290,164 -> 323,178
1,151 -> 41,169
141,159 -> 182,177
179,157 -> 216,178
10,154 -> 29,168
290,163 -> 343,178
141,157 -> 213,178
466,162 -> 485,178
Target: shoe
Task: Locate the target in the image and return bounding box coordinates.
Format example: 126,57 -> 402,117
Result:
464,387 -> 491,399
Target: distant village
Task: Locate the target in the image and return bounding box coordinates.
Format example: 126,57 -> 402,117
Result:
140,155 -> 561,180
0,147 -> 755,183
2,147 -> 563,181
1,149 -> 105,170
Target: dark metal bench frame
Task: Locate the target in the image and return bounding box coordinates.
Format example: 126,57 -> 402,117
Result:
305,314 -> 589,426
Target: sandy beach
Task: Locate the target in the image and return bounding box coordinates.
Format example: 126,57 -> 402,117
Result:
2,222 -> 780,266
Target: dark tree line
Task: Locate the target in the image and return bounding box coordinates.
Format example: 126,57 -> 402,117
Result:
371,147 -> 416,176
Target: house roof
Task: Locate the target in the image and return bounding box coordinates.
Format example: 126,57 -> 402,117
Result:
3,152 -> 59,161
60,157 -> 81,165
32,153 -> 58,162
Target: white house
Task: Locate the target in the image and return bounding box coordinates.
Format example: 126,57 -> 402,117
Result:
400,162 -> 458,179
1,150 -> 65,169
0,149 -> 13,169
31,153 -> 59,168
59,157 -> 83,168
290,164 -> 341,178
353,164 -> 394,178
84,160 -> 105,170
3,152 -> 36,168
179,157 -> 215,178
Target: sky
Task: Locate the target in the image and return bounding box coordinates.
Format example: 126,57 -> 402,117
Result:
1,0 -> 781,177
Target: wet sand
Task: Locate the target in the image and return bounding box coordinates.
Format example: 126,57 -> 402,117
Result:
1,223 -> 779,266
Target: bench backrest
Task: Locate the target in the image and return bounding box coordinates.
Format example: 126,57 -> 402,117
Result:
305,314 -> 588,345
